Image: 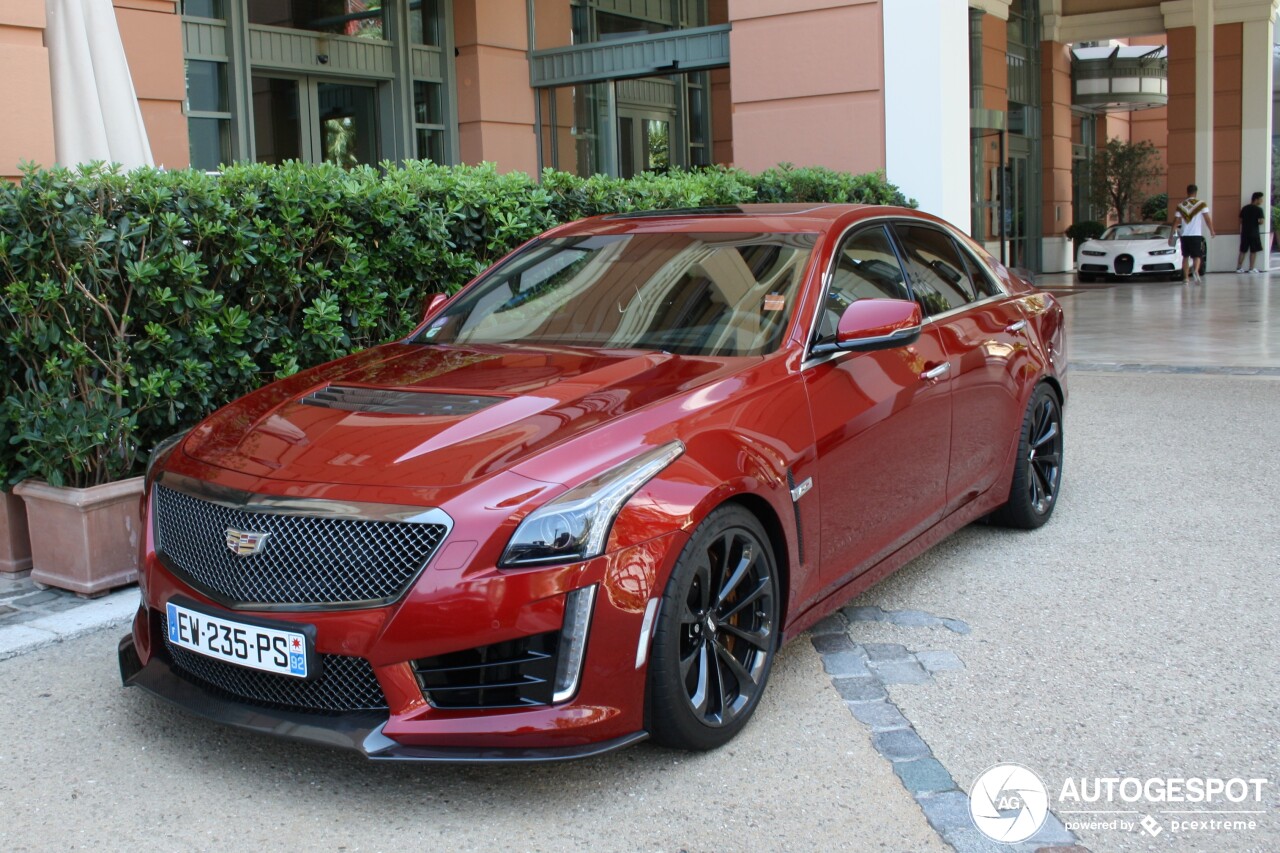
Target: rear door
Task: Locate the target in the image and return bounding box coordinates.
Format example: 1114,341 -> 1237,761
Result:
891,222 -> 1027,513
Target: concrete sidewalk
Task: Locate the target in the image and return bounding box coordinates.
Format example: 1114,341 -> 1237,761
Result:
0,575 -> 136,660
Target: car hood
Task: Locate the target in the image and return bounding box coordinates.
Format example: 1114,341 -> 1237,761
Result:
182,343 -> 743,488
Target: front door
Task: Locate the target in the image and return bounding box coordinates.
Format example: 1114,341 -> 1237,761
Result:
802,224 -> 952,584
251,75 -> 381,168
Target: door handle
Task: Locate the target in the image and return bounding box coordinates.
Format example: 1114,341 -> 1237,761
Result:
921,363 -> 951,381
1005,319 -> 1027,334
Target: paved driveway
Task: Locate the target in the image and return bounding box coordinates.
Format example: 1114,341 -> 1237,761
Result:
1,274 -> 1276,852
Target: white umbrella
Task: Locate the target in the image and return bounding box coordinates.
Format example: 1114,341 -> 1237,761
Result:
45,0 -> 155,168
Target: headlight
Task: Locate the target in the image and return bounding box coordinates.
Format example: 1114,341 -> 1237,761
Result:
500,441 -> 684,567
145,429 -> 191,482
1081,250 -> 1106,256
1149,248 -> 1176,255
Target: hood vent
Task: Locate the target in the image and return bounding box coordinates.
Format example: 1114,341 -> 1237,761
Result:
300,386 -> 503,416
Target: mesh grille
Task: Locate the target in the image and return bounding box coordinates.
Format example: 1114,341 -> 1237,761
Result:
153,485 -> 447,607
161,613 -> 388,713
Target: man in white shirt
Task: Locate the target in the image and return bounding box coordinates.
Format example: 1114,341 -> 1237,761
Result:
1174,183 -> 1215,284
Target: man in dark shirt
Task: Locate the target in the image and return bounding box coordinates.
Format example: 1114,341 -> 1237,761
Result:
1236,192 -> 1266,273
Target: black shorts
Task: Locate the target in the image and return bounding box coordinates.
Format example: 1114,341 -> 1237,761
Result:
1240,233 -> 1263,253
1180,235 -> 1207,258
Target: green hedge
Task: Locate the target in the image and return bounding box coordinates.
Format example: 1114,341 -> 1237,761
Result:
1,160 -> 910,487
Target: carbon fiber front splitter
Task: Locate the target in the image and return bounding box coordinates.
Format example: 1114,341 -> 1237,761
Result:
118,635 -> 648,763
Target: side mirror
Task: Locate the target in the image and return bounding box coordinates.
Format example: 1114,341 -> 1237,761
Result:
421,292 -> 448,323
813,298 -> 923,355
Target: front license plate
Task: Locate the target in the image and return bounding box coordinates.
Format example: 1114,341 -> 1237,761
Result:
166,601 -> 309,678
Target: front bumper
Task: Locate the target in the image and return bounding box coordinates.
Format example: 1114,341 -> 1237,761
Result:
119,631 -> 649,763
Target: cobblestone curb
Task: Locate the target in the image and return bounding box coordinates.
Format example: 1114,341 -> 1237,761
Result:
811,607 -> 1083,853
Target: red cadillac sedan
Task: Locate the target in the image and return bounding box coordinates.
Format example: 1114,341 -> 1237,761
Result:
120,204 -> 1066,762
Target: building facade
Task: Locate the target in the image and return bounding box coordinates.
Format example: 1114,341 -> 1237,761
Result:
2,0 -> 1277,272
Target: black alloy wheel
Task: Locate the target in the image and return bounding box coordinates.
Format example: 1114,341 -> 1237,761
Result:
990,383 -> 1064,529
647,505 -> 779,750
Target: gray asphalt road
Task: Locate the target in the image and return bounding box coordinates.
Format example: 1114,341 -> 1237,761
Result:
0,372 -> 1275,852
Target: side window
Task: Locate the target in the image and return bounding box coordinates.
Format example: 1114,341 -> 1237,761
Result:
817,225 -> 910,340
894,224 -> 977,316
956,242 -> 1002,298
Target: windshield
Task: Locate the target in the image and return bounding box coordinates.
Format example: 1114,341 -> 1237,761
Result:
415,232 -> 817,356
1102,224 -> 1172,240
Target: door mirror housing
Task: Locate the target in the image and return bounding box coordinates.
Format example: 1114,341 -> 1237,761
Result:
812,298 -> 923,355
421,292 -> 448,324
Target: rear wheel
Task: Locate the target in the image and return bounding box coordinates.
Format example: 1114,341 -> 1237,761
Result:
990,384 -> 1064,529
647,505 -> 779,751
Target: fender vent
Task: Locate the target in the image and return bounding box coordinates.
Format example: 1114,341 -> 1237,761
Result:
300,386 -> 502,416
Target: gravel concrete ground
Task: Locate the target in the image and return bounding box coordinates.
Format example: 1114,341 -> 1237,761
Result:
0,621 -> 945,852
855,373 -> 1280,852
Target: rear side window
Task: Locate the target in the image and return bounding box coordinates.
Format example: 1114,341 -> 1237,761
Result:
816,225 -> 910,341
894,223 -> 977,316
956,244 -> 1002,298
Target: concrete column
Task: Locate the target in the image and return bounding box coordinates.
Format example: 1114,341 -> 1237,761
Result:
0,3 -> 55,177
1040,40 -> 1073,272
453,0 -> 537,173
883,0 -> 969,224
1193,0 -> 1215,206
1238,12 -> 1275,267
1212,21 -> 1243,269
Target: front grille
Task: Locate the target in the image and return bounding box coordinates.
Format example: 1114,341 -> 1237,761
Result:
160,613 -> 387,713
1115,254 -> 1135,275
1079,264 -> 1108,272
1142,263 -> 1175,272
153,484 -> 447,607
412,633 -> 559,709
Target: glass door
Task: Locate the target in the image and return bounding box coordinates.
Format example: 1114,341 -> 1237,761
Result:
250,75 -> 381,168
1004,138 -> 1041,271
617,108 -> 674,177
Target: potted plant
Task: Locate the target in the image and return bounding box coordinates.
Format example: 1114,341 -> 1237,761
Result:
0,436 -> 33,574
0,164 -> 170,595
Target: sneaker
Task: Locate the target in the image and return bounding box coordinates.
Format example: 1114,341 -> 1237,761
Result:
1236,268 -> 1247,273
1249,268 -> 1261,273
1192,271 -> 1201,283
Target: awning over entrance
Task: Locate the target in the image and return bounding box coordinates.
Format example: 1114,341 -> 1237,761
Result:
45,0 -> 153,168
1071,44 -> 1168,112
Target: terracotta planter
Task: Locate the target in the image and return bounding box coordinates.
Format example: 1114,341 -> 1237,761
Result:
13,477 -> 144,596
1,490 -> 33,575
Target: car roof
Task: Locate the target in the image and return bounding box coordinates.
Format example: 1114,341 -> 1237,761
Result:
542,203 -> 925,237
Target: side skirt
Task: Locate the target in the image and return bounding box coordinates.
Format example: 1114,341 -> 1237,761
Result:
779,487 -> 1005,641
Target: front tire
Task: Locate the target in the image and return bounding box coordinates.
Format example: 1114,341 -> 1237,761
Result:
647,505 -> 779,751
990,384 -> 1064,529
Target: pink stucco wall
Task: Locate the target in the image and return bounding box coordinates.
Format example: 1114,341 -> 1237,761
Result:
0,3 -> 56,177
728,0 -> 886,174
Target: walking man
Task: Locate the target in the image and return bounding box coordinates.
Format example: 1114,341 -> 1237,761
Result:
1236,191 -> 1265,273
1175,184 -> 1214,284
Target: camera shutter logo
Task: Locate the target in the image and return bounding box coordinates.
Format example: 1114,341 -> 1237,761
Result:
969,763 -> 1050,843
225,528 -> 270,557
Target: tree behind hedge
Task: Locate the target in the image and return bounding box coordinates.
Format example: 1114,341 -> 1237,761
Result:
1089,138 -> 1163,224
